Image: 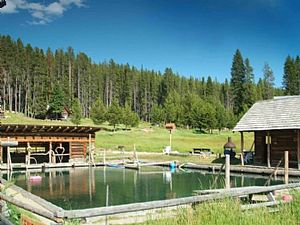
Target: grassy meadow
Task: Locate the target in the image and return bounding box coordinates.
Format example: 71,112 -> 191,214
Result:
1,112 -> 253,154
96,126 -> 253,154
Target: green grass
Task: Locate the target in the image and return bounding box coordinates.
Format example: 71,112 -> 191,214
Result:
96,127 -> 253,154
1,112 -> 253,154
142,191 -> 300,225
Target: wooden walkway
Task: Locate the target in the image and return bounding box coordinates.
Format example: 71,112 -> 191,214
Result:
182,162 -> 300,177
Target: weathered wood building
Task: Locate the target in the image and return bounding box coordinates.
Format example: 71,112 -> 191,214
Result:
234,96 -> 300,168
0,124 -> 101,165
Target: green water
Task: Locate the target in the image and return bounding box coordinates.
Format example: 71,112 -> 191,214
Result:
8,167 -> 284,210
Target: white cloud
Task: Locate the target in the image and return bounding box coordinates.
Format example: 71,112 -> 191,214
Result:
46,2 -> 64,15
0,0 -> 85,25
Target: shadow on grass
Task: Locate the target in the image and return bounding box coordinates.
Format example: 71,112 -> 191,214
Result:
105,127 -> 132,132
192,129 -> 208,134
212,157 -> 241,165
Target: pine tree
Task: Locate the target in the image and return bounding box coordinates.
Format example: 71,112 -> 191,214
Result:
230,49 -> 246,115
283,56 -> 297,95
191,99 -> 216,132
71,98 -> 82,125
122,104 -> 139,128
182,93 -> 198,128
150,104 -> 165,125
90,99 -> 107,125
262,63 -> 275,99
215,102 -> 227,132
106,101 -> 123,131
49,83 -> 65,119
244,58 -> 256,108
295,56 -> 300,94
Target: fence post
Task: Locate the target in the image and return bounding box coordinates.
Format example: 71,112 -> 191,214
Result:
284,151 -> 289,184
225,154 -> 230,189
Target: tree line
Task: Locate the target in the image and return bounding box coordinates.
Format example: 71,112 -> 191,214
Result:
0,35 -> 294,130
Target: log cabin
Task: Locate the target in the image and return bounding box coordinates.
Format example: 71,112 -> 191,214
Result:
0,124 -> 101,165
234,96 -> 300,169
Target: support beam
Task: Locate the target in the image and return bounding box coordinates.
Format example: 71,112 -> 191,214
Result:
5,126 -> 10,132
46,126 -> 54,132
13,125 -> 19,132
54,126 -> 62,132
298,130 -> 300,170
240,132 -> 244,166
0,145 -> 2,164
62,126 -> 70,132
22,125 -> 28,132
267,131 -> 271,168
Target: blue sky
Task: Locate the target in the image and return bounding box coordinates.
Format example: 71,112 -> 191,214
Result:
1,0 -> 300,86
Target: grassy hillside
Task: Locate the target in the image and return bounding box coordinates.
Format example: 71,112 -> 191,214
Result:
1,112 -> 253,154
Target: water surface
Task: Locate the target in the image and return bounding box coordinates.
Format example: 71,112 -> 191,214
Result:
7,166 -> 285,210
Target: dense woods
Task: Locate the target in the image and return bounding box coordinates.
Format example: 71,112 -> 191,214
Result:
0,35 -> 293,130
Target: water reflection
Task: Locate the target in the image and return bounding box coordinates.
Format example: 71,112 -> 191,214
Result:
3,166 -> 289,210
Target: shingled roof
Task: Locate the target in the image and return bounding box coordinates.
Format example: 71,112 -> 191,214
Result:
233,96 -> 300,132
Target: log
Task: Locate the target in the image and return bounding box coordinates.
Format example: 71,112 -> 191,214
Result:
0,141 -> 18,147
0,213 -> 14,225
194,186 -> 260,195
63,183 -> 300,219
0,192 -> 60,222
0,179 -> 63,214
241,200 -> 283,210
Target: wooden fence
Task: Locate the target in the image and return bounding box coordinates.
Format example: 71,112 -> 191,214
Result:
1,179 -> 300,222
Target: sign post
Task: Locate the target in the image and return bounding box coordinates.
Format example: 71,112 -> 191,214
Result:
165,123 -> 176,153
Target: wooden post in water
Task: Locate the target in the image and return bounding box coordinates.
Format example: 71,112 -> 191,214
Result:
225,154 -> 230,189
240,132 -> 244,166
105,185 -> 109,225
27,142 -> 31,166
103,148 -> 106,166
88,134 -> 92,164
284,151 -> 289,184
169,130 -> 172,152
6,137 -> 12,172
49,142 -> 52,163
7,145 -> 10,172
134,144 -> 139,162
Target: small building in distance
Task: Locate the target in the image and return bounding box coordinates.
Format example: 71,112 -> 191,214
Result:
234,96 -> 300,168
0,124 -> 101,165
45,106 -> 71,120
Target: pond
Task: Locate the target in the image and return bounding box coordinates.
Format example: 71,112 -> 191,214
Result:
5,166 -> 285,210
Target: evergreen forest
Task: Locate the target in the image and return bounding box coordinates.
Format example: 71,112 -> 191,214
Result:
1,35 -> 299,130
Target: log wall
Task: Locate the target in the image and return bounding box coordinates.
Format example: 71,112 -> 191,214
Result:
255,129 -> 299,166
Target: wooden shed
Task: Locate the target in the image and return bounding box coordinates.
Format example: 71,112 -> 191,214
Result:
0,124 -> 101,165
234,96 -> 300,169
